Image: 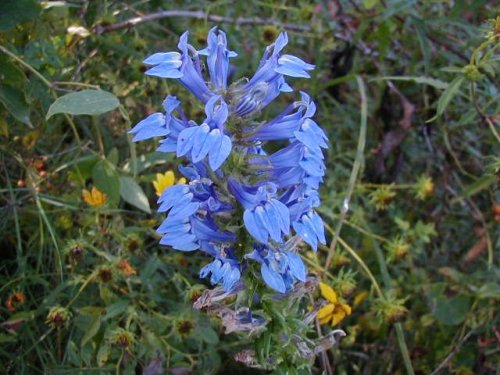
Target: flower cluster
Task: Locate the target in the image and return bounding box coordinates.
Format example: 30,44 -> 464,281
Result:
131,27 -> 327,294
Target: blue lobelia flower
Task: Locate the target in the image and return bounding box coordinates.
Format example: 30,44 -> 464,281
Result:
176,95 -> 232,170
233,33 -> 314,116
199,243 -> 241,291
228,178 -> 290,244
131,28 -> 328,294
198,27 -> 237,90
246,243 -> 307,293
143,32 -> 214,103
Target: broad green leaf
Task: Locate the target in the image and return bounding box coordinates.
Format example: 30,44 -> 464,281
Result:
92,159 -> 120,204
0,0 -> 41,32
428,75 -> 465,122
46,89 -> 119,119
119,176 -> 151,213
198,326 -> 219,344
371,76 -> 448,90
0,85 -> 31,126
80,313 -> 101,348
433,295 -> 470,326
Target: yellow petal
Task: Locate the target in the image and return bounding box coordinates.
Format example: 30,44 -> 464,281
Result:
319,315 -> 332,325
339,303 -> 352,316
354,291 -> 368,307
154,171 -> 176,196
82,189 -> 91,204
331,310 -> 346,326
319,282 -> 338,304
91,187 -> 106,206
162,171 -> 175,186
317,304 -> 335,320
178,177 -> 186,184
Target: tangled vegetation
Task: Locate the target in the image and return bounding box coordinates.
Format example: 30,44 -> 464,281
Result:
0,1 -> 498,374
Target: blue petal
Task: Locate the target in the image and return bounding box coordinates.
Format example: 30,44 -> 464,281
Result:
287,252 -> 306,282
254,205 -> 277,242
208,132 -> 232,170
311,211 -> 326,245
293,220 -> 317,250
270,200 -> 290,235
159,233 -> 198,251
243,210 -> 267,243
261,263 -> 286,293
176,126 -> 198,157
263,203 -> 282,242
129,113 -> 167,142
169,201 -> 200,219
191,124 -> 210,162
145,64 -> 184,78
193,127 -> 219,164
143,52 -> 181,65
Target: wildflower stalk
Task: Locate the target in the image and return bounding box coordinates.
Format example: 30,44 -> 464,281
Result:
131,28 -> 331,369
324,75 -> 367,271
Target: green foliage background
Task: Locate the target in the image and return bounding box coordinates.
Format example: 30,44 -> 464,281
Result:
0,0 -> 498,374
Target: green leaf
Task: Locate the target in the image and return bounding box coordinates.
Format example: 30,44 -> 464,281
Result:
371,76 -> 448,90
107,147 -> 119,166
0,0 -> 41,33
428,75 -> 465,122
97,343 -> 111,367
0,55 -> 26,86
460,175 -> 497,199
46,89 -> 119,119
119,176 -> 151,213
103,299 -> 129,320
198,326 -> 219,344
433,295 -> 470,326
0,85 -> 31,126
80,313 -> 101,348
92,160 -> 120,204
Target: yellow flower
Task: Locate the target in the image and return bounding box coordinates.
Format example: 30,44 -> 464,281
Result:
317,282 -> 352,327
82,186 -> 107,207
153,171 -> 186,197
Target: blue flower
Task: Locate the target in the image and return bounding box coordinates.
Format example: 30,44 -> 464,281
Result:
156,183 -> 235,251
198,27 -> 237,90
232,33 -> 314,116
228,178 -> 290,243
177,95 -> 232,170
143,32 -> 214,102
132,28 -> 327,294
246,244 -> 307,293
200,244 -> 241,291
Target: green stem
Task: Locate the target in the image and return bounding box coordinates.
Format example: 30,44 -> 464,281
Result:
324,75 -> 367,270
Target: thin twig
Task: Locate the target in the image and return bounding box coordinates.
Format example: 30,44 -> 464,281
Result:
94,10 -> 311,34
430,330 -> 475,375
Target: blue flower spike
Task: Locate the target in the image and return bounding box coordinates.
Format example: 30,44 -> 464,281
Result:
131,28 -> 328,296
